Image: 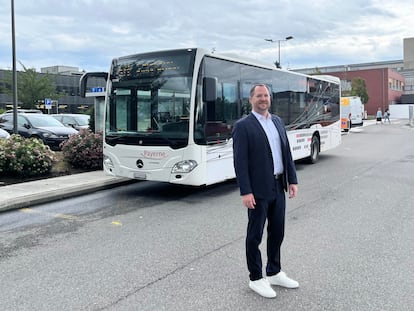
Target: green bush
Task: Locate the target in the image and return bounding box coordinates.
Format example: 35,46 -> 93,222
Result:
60,129 -> 103,169
0,134 -> 55,176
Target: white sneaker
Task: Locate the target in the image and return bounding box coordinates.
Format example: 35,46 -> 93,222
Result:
267,271 -> 299,288
249,278 -> 277,298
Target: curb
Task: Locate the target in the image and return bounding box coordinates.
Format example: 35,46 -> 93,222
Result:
0,172 -> 135,213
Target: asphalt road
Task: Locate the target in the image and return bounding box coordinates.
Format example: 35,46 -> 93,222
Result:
0,120 -> 413,311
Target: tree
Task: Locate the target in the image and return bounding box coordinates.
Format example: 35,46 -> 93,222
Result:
350,77 -> 369,104
1,62 -> 58,109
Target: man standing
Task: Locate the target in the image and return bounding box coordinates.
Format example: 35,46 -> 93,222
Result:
232,84 -> 299,298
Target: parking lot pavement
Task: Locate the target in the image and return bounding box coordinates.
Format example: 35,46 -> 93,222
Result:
0,171 -> 133,212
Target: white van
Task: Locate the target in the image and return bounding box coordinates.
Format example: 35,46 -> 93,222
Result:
340,96 -> 364,130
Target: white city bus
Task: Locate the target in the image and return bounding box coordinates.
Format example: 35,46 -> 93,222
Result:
80,48 -> 341,186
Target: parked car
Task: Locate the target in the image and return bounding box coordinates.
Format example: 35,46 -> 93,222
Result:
0,128 -> 10,139
0,113 -> 78,150
51,114 -> 90,130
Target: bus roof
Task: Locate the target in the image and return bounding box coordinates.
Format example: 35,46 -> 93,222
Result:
312,74 -> 341,84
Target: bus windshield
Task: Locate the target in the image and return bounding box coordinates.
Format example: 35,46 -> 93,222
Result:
105,49 -> 196,149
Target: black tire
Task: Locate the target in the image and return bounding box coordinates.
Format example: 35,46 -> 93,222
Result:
308,135 -> 320,164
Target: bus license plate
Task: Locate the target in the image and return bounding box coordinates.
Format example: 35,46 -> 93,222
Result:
134,172 -> 147,180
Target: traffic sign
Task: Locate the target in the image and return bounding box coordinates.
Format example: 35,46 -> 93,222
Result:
45,98 -> 52,109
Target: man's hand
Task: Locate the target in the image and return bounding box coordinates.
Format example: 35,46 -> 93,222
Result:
289,184 -> 298,199
242,193 -> 256,209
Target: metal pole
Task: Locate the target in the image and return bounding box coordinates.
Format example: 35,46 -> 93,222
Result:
278,40 -> 281,67
11,0 -> 18,133
265,36 -> 293,69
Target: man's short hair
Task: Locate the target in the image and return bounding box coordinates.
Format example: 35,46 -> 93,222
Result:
250,84 -> 271,97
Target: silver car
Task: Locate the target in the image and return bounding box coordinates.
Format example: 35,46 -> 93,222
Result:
51,114 -> 90,130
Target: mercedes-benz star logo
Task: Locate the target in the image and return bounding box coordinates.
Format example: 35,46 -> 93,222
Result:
136,159 -> 144,168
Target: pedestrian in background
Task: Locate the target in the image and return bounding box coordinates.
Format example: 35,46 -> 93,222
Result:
384,108 -> 391,124
232,84 -> 299,299
376,107 -> 383,124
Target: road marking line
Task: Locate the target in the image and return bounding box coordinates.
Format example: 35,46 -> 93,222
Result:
19,208 -> 80,221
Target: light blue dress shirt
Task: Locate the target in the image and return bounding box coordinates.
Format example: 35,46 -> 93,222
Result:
252,111 -> 284,175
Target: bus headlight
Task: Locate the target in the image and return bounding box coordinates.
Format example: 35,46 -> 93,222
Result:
171,160 -> 198,173
103,156 -> 114,170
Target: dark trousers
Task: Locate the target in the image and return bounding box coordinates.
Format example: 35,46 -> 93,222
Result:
246,179 -> 286,281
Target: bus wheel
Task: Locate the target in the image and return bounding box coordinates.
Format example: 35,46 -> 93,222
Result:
308,136 -> 320,164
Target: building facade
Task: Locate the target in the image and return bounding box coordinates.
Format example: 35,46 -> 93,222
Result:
294,37 -> 414,116
323,68 -> 404,116
0,67 -> 104,113
294,61 -> 406,115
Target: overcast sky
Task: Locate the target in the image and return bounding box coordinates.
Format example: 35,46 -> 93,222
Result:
1,0 -> 413,73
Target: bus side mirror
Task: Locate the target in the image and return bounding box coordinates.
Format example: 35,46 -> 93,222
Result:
79,72 -> 108,98
203,77 -> 217,102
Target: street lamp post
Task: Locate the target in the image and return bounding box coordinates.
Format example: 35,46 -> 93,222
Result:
265,36 -> 294,68
11,0 -> 18,133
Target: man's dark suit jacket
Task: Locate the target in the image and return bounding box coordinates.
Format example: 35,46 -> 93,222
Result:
232,113 -> 298,199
